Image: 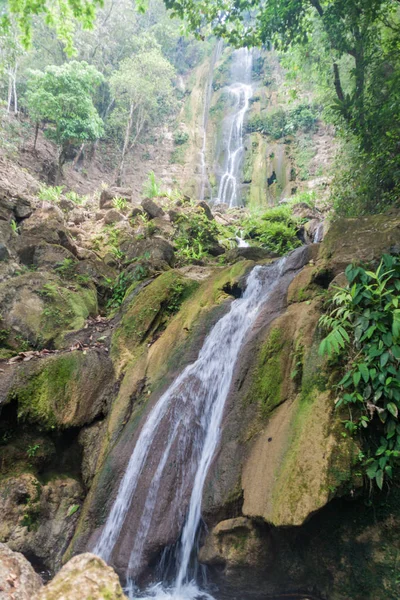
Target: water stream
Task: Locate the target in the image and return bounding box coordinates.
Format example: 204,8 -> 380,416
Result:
215,48 -> 253,208
94,256 -> 295,599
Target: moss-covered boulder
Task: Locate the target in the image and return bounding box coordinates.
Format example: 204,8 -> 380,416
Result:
36,553 -> 128,600
7,349 -> 114,430
0,273 -> 98,350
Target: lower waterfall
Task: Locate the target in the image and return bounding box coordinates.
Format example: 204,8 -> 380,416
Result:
94,254 -> 299,599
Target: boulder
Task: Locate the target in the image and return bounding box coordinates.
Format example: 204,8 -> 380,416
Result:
13,198 -> 33,220
141,198 -> 165,219
9,349 -> 115,429
0,543 -> 42,600
36,554 -> 128,600
291,202 -> 321,220
121,236 -> 175,270
16,207 -> 77,264
100,188 -> 131,210
0,273 -> 98,349
0,198 -> 14,222
78,421 -> 107,489
197,201 -> 213,221
103,209 -> 124,225
31,244 -> 76,270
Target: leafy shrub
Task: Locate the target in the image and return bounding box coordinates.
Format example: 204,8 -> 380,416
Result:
173,131 -> 189,145
175,210 -> 220,259
65,191 -> 86,205
248,103 -> 318,139
143,171 -> 162,198
38,185 -> 64,203
319,254 -> 400,490
112,196 -> 128,211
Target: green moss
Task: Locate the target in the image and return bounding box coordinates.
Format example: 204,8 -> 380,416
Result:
111,271 -> 199,365
10,353 -> 85,429
40,283 -> 97,346
246,327 -> 286,417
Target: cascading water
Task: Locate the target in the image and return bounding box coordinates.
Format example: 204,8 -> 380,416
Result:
94,256 -> 295,600
199,40 -> 223,202
215,48 -> 253,207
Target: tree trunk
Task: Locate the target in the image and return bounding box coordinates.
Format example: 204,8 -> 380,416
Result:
72,143 -> 85,170
33,122 -> 39,150
7,66 -> 18,114
116,101 -> 134,186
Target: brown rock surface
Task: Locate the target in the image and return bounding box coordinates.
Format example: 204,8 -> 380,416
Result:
0,543 -> 42,600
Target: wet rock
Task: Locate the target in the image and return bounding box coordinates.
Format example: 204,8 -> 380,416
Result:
141,198 -> 165,219
0,474 -> 84,573
0,543 -> 43,599
225,247 -> 277,263
199,517 -> 267,568
36,553 -> 128,600
197,201 -> 213,220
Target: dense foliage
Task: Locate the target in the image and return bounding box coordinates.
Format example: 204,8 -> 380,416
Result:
319,254 -> 400,489
24,61 -> 103,170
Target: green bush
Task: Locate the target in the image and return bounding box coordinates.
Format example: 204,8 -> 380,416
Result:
248,103 -> 318,139
173,130 -> 189,145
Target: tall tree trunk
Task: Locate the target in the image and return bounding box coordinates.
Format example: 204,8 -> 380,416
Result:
116,101 -> 134,186
7,65 -> 18,114
33,121 -> 39,150
72,143 -> 85,170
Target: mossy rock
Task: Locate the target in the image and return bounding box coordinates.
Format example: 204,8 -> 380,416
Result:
242,303 -> 359,526
8,349 -> 114,429
0,272 -> 98,350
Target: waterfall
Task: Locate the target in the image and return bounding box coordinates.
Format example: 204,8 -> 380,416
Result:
313,222 -> 324,243
94,256 -> 294,599
199,40 -> 223,202
215,48 -> 253,208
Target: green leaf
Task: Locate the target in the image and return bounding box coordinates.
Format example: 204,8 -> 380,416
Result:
359,363 -> 369,383
353,371 -> 361,387
366,462 -> 378,478
387,402 -> 398,418
380,352 -> 390,368
376,469 -> 384,490
393,310 -> 400,339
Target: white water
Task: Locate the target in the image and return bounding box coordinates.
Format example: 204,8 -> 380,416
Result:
216,48 -> 253,208
199,40 -> 223,202
95,258 -> 289,599
313,222 -> 324,243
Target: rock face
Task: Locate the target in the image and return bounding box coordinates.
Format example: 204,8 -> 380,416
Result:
36,553 -> 128,600
0,474 -> 84,573
0,543 -> 42,600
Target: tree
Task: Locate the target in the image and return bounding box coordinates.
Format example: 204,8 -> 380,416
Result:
109,37 -> 176,183
0,18 -> 25,113
24,60 -> 104,176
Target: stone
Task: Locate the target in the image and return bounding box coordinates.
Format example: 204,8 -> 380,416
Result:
78,421 -> 107,488
196,201 -> 213,220
0,243 -> 10,261
130,207 -> 144,218
13,198 -> 33,220
9,349 -> 115,429
31,244 -> 76,269
103,209 -> 125,225
121,236 -> 175,270
36,554 -> 128,600
100,188 -> 131,210
291,202 -> 321,220
0,543 -> 42,600
0,272 -> 98,349
141,197 -> 165,219
99,189 -> 114,210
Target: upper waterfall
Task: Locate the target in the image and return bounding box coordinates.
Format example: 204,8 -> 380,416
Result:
215,48 -> 253,207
